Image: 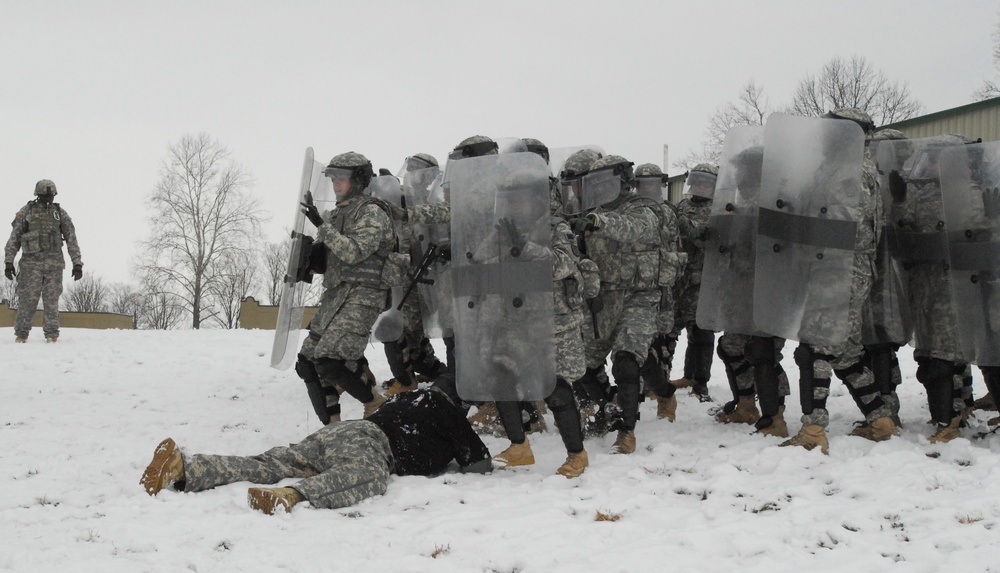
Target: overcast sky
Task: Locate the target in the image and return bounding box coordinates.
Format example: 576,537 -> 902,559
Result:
2,0 -> 997,285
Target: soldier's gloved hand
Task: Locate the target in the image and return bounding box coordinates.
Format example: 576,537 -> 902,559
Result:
496,217 -> 527,252
984,186 -> 1000,220
72,264 -> 83,281
437,239 -> 452,262
888,170 -> 907,204
4,262 -> 14,280
387,201 -> 408,222
570,213 -> 602,236
300,191 -> 325,227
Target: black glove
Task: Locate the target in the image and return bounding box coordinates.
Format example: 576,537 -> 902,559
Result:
570,213 -> 601,235
72,264 -> 83,281
300,191 -> 324,227
4,262 -> 14,281
888,170 -> 907,204
437,239 -> 452,262
984,186 -> 1000,220
496,217 -> 527,252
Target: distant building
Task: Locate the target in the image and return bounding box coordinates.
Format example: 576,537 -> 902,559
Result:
882,96 -> 1000,142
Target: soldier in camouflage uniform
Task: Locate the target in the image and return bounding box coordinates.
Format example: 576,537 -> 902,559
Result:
5,179 -> 83,343
669,164 -> 719,402
631,163 -> 685,422
141,387 -> 492,514
782,108 -> 898,454
491,157 -> 594,478
295,152 -> 394,425
383,153 -> 447,396
566,154 -> 665,454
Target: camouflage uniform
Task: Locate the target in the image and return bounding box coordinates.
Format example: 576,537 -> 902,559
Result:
671,195 -> 716,393
296,153 -> 395,424
5,181 -> 83,340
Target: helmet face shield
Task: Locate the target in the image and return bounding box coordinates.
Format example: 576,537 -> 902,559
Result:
580,169 -> 622,211
560,176 -> 584,215
323,167 -> 354,182
636,177 -> 665,200
683,170 -> 718,199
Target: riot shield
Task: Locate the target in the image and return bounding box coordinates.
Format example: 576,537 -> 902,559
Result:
496,137 -> 529,154
449,152 -> 555,401
270,148 -> 334,370
697,125 -> 765,335
753,114 -> 863,346
402,165 -> 453,339
940,140 -> 1000,366
368,175 -> 406,343
549,145 -> 605,179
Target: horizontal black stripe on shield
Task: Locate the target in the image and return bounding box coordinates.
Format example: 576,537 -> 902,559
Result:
757,207 -> 856,251
452,261 -> 552,298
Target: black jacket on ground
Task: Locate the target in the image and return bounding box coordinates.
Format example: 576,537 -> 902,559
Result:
367,388 -> 491,476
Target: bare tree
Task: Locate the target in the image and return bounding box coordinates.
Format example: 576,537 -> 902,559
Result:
107,282 -> 144,327
790,55 -> 922,125
677,80 -> 778,169
137,278 -> 186,330
138,133 -> 265,329
261,239 -> 290,306
206,249 -> 259,329
62,275 -> 108,312
1,275 -> 16,310
974,14 -> 1000,101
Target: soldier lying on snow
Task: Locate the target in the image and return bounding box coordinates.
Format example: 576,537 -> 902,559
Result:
140,388 -> 491,514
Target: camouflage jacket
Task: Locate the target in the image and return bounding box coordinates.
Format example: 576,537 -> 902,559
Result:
5,200 -> 82,271
581,194 -> 662,291
317,194 -> 396,290
676,197 -> 712,280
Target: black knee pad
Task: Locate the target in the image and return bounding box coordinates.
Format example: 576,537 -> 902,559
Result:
546,378 -> 576,412
916,357 -> 954,388
744,337 -> 773,366
612,351 -> 640,386
689,327 -> 714,346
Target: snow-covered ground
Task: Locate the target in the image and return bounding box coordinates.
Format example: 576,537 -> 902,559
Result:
2,327 -> 999,572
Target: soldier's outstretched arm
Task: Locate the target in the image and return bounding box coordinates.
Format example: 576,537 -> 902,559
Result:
597,204 -> 660,244
316,205 -> 391,264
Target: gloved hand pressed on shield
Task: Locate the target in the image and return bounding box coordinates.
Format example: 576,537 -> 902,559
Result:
300,191 -> 325,227
888,170 -> 907,204
437,239 -> 452,262
570,212 -> 602,236
4,262 -> 14,281
72,264 -> 83,281
496,217 -> 527,253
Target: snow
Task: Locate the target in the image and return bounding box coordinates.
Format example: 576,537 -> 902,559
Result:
3,328 -> 999,572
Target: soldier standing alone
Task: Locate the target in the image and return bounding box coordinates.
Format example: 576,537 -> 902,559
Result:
5,179 -> 83,343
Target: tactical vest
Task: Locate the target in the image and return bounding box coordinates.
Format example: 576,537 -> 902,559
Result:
587,195 -> 684,290
323,196 -> 395,289
21,201 -> 63,256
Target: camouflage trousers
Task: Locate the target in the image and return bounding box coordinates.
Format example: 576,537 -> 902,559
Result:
14,264 -> 63,338
182,421 -> 393,510
717,333 -> 791,400
582,288 -> 659,368
555,310 -> 586,382
301,284 -> 386,364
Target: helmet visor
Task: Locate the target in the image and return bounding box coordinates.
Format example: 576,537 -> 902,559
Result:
635,177 -> 664,200
683,171 -> 717,199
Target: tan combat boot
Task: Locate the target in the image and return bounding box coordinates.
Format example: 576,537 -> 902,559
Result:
468,402 -> 502,433
757,407 -> 788,438
140,438 -> 186,496
851,416 -> 899,442
656,394 -> 677,422
45,335 -> 58,343
494,441 -> 535,467
780,424 -> 829,455
363,393 -> 387,418
929,416 -> 962,443
611,430 -> 636,454
671,377 -> 695,389
15,336 -> 26,343
556,450 -> 588,478
974,392 -> 996,411
715,397 -> 760,425
385,378 -> 417,397
247,487 -> 304,515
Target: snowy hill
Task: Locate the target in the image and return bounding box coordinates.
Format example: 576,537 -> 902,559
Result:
2,328 -> 998,572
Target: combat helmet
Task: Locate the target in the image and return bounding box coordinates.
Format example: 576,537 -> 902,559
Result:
34,179 -> 57,197
451,135 -> 499,160
634,163 -> 667,200
325,151 -> 375,195
590,154 -> 635,193
824,107 -> 875,135
559,149 -> 603,179
521,138 -> 550,164
683,163 -> 719,200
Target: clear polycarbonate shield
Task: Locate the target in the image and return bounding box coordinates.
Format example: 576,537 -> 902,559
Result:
635,176 -> 666,201
495,137 -> 529,154
940,140 -> 1000,366
753,114 -> 864,346
577,169 -> 621,213
449,152 -> 555,401
367,175 -> 406,343
549,145 -> 604,179
683,170 -> 718,200
271,147 -> 334,369
402,165 -> 452,339
696,125 -> 765,335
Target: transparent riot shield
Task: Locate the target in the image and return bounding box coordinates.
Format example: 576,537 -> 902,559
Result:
449,152 -> 555,401
940,141 -> 1000,366
368,175 -> 405,343
402,165 -> 452,339
270,148 -> 334,369
549,145 -> 605,179
753,114 -> 864,346
697,125 -> 765,335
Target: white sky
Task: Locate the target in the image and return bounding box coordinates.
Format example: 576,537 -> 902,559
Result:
2,0 -> 997,284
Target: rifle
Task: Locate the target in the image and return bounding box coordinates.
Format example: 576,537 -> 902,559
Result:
396,242 -> 440,311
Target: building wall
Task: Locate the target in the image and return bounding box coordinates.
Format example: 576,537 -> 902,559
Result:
239,296 -> 317,330
884,97 -> 1000,143
0,300 -> 134,330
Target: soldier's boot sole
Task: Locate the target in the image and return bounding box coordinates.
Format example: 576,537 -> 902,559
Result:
247,487 -> 303,515
385,380 -> 417,397
780,424 -> 829,455
556,450 -> 588,478
493,441 -> 535,467
140,438 -> 185,496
